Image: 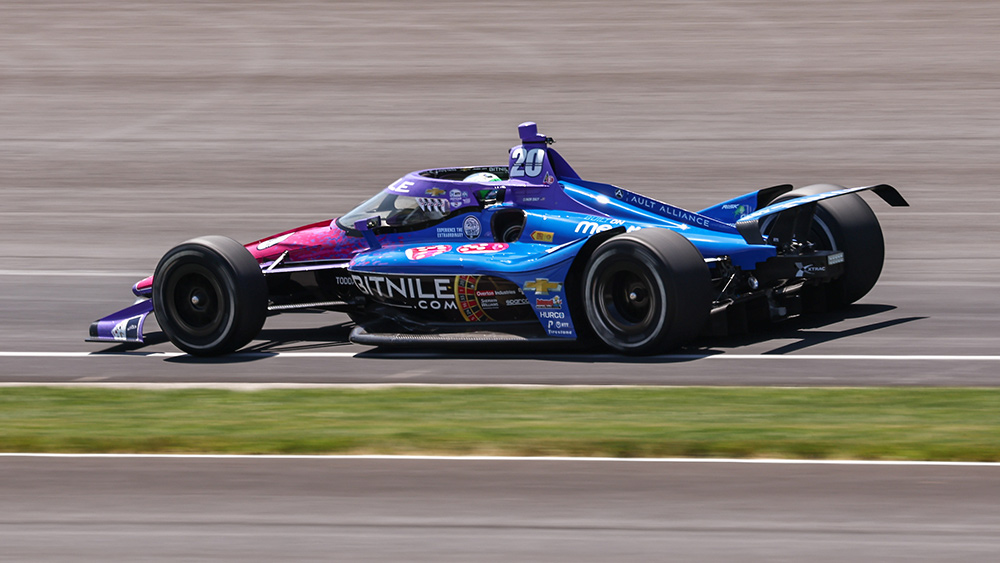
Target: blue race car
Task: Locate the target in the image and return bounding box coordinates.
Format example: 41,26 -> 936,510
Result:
88,122 -> 907,355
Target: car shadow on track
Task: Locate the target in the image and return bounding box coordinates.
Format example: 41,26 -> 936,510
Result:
701,304 -> 927,356
355,304 -> 927,364
158,322 -> 359,364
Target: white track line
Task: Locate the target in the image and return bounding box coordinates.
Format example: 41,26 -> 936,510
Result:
2,351 -> 1000,361
0,270 -> 149,278
0,453 -> 994,466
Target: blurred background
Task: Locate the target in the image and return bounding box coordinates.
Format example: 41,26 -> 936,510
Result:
1,0 -> 998,279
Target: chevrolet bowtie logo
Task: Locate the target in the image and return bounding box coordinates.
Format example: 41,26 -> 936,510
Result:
523,278 -> 562,295
425,188 -> 445,196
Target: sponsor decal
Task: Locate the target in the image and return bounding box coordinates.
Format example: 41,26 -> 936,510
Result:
546,325 -> 574,336
448,188 -> 470,207
574,221 -> 642,235
425,187 -> 445,196
353,274 -> 453,300
535,295 -> 563,309
723,203 -> 751,219
613,189 -> 712,227
829,252 -> 845,265
523,278 -> 562,295
436,227 -> 464,239
543,172 -> 555,185
455,275 -> 489,321
111,315 -> 143,341
463,216 -> 482,240
538,310 -> 565,319
256,232 -> 293,251
405,245 -> 452,260
795,263 -> 828,277
387,178 -> 415,193
530,230 -> 554,242
352,273 -> 534,322
457,242 -> 508,254
416,197 -> 450,215
476,289 -> 519,297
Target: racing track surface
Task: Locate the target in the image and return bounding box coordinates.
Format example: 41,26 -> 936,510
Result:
2,0 -> 1000,386
2,456 -> 998,562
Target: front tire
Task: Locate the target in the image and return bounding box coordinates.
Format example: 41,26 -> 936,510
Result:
583,229 -> 711,355
153,236 -> 267,356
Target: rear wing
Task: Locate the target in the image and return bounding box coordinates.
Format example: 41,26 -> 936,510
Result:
734,184 -> 908,245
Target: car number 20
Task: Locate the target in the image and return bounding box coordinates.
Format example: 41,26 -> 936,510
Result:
510,147 -> 545,178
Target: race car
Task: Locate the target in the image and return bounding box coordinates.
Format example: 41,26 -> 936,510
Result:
88,122 -> 907,356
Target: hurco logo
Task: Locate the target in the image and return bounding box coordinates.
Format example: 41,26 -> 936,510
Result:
523,278 -> 562,295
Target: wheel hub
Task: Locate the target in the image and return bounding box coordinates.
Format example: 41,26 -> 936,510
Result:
627,283 -> 647,305
165,266 -> 225,337
190,291 -> 207,309
595,266 -> 658,334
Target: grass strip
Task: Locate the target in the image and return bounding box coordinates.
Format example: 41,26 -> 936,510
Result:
0,387 -> 997,461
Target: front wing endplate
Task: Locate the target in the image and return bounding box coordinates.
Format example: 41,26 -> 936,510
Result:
86,299 -> 154,344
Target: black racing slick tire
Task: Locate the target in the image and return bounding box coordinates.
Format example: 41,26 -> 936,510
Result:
769,184 -> 885,308
152,236 -> 267,356
582,229 -> 711,355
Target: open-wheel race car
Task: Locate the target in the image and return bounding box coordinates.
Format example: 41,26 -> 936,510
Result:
88,122 -> 907,356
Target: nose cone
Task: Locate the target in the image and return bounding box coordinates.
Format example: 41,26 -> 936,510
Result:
246,220 -> 369,264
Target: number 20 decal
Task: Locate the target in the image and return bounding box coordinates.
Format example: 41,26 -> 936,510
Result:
510,147 -> 545,177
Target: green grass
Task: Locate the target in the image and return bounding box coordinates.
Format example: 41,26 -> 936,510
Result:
0,387 -> 998,461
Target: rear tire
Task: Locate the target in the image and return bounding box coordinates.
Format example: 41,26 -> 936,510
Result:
582,229 -> 711,355
767,184 -> 885,308
153,236 -> 267,356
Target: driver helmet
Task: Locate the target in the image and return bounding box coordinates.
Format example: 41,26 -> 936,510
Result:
463,171 -> 502,183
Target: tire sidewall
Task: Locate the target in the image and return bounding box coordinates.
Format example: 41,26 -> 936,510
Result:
153,236 -> 266,355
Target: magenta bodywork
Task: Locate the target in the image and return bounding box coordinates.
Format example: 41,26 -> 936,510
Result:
130,220 -> 369,296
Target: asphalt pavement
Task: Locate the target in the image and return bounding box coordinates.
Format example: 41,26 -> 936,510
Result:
2,456 -> 997,562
